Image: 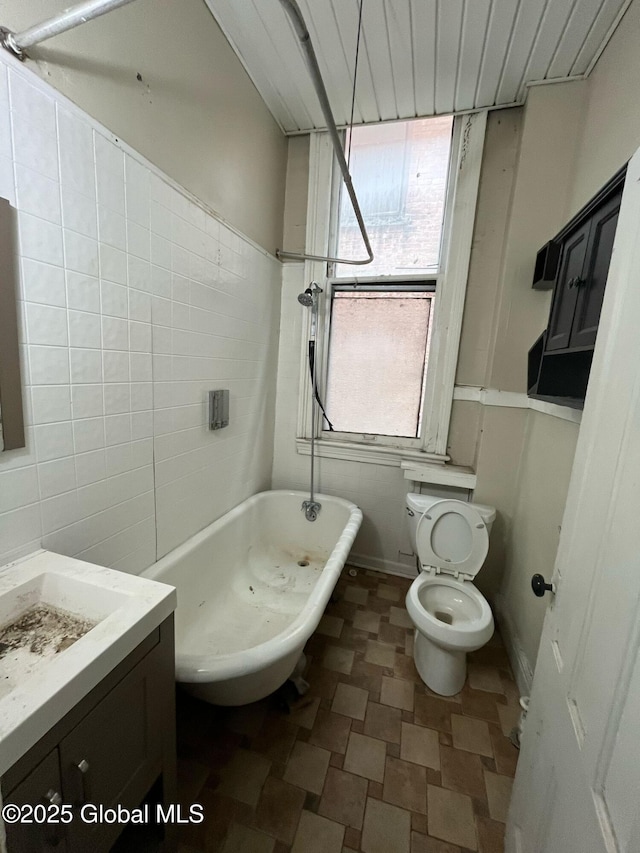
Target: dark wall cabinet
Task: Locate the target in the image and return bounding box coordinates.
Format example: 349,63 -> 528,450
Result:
528,166 -> 626,408
3,618 -> 177,853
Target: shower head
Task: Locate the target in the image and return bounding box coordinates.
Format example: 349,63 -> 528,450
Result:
298,289 -> 314,307
297,282 -> 322,308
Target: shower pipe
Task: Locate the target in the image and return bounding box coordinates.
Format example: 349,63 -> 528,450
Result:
1,0 -> 140,60
0,0 -> 373,268
298,283 -> 323,522
276,0 -> 373,268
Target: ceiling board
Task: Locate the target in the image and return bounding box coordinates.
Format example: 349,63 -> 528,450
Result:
204,0 -> 633,133
455,0 -> 492,113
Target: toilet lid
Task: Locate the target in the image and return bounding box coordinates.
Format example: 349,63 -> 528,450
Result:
415,499 -> 489,580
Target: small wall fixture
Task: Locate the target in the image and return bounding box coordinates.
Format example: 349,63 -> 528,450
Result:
209,390 -> 229,431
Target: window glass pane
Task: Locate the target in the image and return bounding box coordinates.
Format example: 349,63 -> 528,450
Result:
325,291 -> 434,438
336,116 -> 453,277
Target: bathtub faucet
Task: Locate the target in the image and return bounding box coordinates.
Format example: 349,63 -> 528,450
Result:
302,499 -> 321,522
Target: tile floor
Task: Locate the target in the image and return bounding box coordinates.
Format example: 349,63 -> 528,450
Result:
174,568 -> 521,853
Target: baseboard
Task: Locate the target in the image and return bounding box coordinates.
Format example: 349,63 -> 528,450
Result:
347,552 -> 417,580
494,593 -> 534,696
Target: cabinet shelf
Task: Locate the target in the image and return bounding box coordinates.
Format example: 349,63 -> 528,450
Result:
528,165 -> 626,407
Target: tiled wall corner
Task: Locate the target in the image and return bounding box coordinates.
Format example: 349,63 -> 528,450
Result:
0,54 -> 281,571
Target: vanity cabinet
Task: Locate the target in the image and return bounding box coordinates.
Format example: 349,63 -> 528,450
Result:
3,618 -> 176,853
528,165 -> 626,407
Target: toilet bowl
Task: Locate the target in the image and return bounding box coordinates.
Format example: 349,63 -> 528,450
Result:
404,494 -> 496,696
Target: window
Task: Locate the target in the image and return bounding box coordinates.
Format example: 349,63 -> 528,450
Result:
325,287 -> 435,438
298,111 -> 486,465
336,117 -> 454,278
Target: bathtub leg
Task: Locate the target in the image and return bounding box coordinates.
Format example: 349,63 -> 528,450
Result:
290,653 -> 309,696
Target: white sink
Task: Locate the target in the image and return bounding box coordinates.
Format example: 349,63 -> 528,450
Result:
0,550 -> 176,776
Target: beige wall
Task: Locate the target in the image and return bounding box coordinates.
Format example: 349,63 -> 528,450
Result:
1,0 -> 287,251
483,0 -> 640,690
570,0 -> 640,214
487,82 -> 588,393
272,0 -> 640,684
500,412 -> 579,670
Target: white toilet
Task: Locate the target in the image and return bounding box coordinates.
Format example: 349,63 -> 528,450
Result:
404,493 -> 496,696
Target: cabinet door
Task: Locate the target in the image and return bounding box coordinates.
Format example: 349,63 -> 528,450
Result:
60,647 -> 164,853
4,750 -> 68,853
546,220 -> 590,351
569,190 -> 621,349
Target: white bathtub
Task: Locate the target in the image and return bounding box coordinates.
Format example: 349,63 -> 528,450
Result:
143,490 -> 362,705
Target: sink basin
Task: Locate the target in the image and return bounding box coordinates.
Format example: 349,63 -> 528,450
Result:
0,550 -> 176,776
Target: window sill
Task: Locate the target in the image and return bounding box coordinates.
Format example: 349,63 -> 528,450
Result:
295,438 -> 476,488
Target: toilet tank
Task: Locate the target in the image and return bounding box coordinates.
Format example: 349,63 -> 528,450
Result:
405,492 -> 496,554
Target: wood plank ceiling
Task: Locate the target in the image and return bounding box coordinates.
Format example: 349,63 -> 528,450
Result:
204,0 -> 632,134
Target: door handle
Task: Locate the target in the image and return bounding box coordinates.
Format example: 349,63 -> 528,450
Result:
568,276 -> 586,289
76,758 -> 91,802
531,573 -> 555,597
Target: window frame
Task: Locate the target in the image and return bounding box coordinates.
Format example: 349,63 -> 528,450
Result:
321,280 -> 437,448
296,112 -> 487,467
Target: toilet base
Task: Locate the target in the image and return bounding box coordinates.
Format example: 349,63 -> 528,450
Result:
413,630 -> 467,696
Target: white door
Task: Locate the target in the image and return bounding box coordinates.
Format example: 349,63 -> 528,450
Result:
506,147 -> 640,853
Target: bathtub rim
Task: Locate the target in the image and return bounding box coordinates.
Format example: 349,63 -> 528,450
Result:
142,489 -> 362,684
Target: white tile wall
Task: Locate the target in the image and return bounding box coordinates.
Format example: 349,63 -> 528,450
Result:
0,54 -> 281,571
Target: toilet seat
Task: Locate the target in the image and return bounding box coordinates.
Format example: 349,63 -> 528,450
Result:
415,499 -> 489,581
406,574 -> 494,652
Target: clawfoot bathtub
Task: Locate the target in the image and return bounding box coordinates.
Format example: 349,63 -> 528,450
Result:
143,490 -> 362,705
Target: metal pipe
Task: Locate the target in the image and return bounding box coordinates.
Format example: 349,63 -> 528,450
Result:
276,0 -> 373,268
1,0 -> 140,60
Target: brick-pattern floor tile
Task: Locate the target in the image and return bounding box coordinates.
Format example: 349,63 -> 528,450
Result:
253,777 -> 306,844
362,797 -> 411,853
401,722 -> 441,770
354,610 -> 382,634
364,701 -> 402,744
381,676 -> 415,711
483,772 -> 513,823
414,694 -> 454,732
476,815 -> 505,852
331,682 -> 369,720
284,741 -> 331,794
378,583 -> 401,601
318,766 -> 368,829
344,732 -> 387,783
440,746 -> 487,799
427,785 -> 478,850
219,822 -> 275,853
468,665 -> 505,694
317,614 -> 345,639
175,566 -> 518,853
323,646 -> 355,675
365,639 -> 397,668
383,756 -> 427,813
216,749 -> 271,807
451,715 -> 493,758
308,709 -> 352,753
291,810 -> 345,853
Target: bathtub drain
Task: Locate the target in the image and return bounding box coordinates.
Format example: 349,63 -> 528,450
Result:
297,560 -> 310,567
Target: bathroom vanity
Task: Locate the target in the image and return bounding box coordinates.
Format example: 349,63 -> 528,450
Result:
0,551 -> 178,853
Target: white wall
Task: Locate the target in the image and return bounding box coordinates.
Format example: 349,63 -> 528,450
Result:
0,53 -> 281,571
0,0 -> 287,252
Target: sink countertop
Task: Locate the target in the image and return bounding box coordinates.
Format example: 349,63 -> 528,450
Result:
0,550 -> 177,776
